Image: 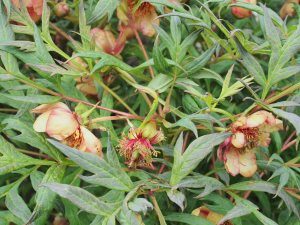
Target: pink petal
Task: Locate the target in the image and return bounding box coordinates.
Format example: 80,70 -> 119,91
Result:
33,111 -> 51,132
78,126 -> 103,157
231,132 -> 246,148
31,102 -> 70,114
46,108 -> 79,140
246,112 -> 267,128
224,148 -> 240,176
238,151 -> 257,177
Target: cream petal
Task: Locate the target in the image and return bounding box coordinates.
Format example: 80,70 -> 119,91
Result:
32,102 -> 70,114
33,111 -> 51,132
231,132 -> 246,148
78,126 -> 103,157
239,151 -> 257,177
224,148 -> 240,176
232,116 -> 247,129
46,108 -> 79,140
246,113 -> 267,128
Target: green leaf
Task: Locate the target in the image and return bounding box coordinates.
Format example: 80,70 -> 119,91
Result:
33,165 -> 65,224
235,38 -> 266,86
0,135 -> 53,175
223,194 -> 278,225
3,118 -> 63,161
263,5 -> 281,77
184,45 -> 217,74
148,73 -> 172,93
48,139 -> 133,191
153,37 -> 169,73
165,213 -> 214,225
271,108 -> 300,135
166,189 -> 186,211
128,198 -> 153,215
5,185 -> 33,224
43,183 -> 114,216
0,93 -> 61,104
0,1 -> 20,74
88,0 -> 119,24
176,175 -> 224,198
170,132 -> 230,185
227,181 -> 299,218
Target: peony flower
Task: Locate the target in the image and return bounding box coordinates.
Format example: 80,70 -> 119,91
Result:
54,2 -> 70,18
218,111 -> 283,177
32,102 -> 102,156
192,206 -> 233,225
118,121 -> 164,168
231,0 -> 256,19
90,28 -> 125,55
11,0 -> 43,22
279,0 -> 299,18
117,0 -> 159,38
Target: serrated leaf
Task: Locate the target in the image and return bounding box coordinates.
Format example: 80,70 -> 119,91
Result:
170,132 -> 230,185
48,139 -> 133,191
0,93 -> 60,104
33,165 -> 65,224
44,183 -> 114,216
166,189 -> 186,211
5,185 -> 33,224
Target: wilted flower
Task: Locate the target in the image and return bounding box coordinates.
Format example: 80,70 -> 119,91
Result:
279,0 -> 299,18
32,102 -> 102,156
90,28 -> 125,55
192,206 -> 233,225
11,0 -> 43,22
118,121 -> 164,168
54,2 -> 70,18
218,110 -> 283,177
231,0 -> 256,19
117,0 -> 159,38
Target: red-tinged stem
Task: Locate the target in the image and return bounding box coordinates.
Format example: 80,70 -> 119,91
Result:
281,140 -> 297,152
133,28 -> 155,79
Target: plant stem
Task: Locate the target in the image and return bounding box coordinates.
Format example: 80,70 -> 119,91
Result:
93,75 -> 137,115
133,28 -> 155,79
150,195 -> 168,225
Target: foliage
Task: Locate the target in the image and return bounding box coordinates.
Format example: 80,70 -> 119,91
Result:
0,0 -> 299,224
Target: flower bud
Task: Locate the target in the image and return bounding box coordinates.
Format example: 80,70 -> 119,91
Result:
90,28 -> 118,55
67,54 -> 88,72
54,2 -> 70,18
141,121 -> 158,139
280,0 -> 299,18
231,0 -> 256,19
12,0 -> 43,22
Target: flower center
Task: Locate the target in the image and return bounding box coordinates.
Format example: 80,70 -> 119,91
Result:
238,127 -> 260,148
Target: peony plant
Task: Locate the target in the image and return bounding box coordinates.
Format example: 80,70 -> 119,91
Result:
0,0 -> 299,224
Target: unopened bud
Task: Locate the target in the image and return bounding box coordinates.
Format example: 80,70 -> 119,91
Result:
231,0 -> 256,19
54,2 -> 70,17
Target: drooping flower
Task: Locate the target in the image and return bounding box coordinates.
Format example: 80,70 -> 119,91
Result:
11,0 -> 43,22
231,0 -> 256,19
118,121 -> 164,168
218,110 -> 283,177
117,0 -> 159,38
192,206 -> 233,225
279,0 -> 299,18
32,102 -> 102,156
90,28 -> 125,55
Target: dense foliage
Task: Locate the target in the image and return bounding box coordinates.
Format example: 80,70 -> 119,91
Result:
0,0 -> 299,224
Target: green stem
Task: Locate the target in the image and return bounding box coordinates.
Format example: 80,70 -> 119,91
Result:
150,195 -> 168,225
92,75 -> 137,115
